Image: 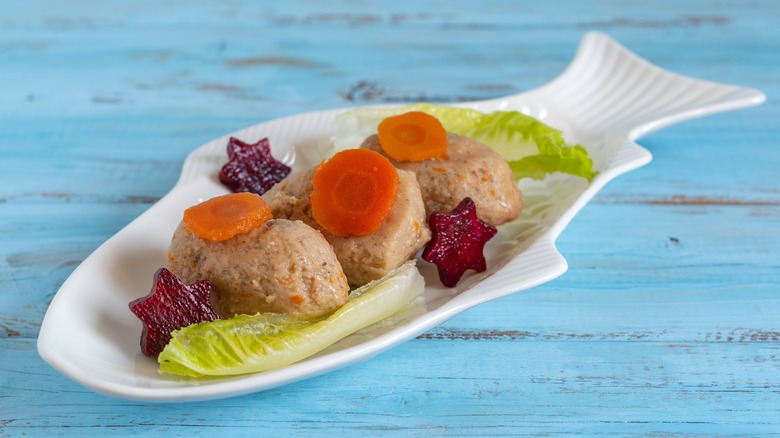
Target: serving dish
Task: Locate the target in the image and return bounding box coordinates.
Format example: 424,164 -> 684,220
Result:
37,32 -> 764,402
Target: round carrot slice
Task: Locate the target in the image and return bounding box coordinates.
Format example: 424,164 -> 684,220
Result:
183,192 -> 272,241
311,149 -> 399,237
377,111 -> 448,161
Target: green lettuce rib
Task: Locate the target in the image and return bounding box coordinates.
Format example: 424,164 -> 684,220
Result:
158,261 -> 425,377
333,102 -> 598,182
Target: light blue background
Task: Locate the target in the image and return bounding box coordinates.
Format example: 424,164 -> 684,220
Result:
1,1 -> 778,435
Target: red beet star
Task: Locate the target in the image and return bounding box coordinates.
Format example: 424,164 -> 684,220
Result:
219,137 -> 291,195
422,197 -> 498,287
129,268 -> 220,357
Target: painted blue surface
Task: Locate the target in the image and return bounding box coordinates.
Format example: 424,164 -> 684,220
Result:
1,1 -> 779,435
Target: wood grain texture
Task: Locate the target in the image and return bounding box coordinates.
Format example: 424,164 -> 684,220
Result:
1,0 -> 779,436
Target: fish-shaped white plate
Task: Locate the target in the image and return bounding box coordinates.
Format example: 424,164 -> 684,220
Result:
37,32 -> 764,402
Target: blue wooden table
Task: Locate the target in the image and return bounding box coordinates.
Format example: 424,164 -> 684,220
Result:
2,1 -> 778,435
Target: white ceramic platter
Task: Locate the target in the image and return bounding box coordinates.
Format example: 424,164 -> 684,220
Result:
37,32 -> 764,402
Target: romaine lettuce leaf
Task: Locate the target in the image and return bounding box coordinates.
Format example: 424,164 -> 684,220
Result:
333,103 -> 598,182
158,261 -> 424,377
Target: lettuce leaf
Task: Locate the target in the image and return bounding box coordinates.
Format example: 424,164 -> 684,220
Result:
333,103 -> 598,182
158,261 -> 424,377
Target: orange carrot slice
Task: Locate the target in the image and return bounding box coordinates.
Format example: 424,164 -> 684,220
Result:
377,111 -> 448,161
183,192 -> 272,241
311,149 -> 399,237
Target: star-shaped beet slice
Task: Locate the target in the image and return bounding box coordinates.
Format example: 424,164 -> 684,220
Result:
219,137 -> 291,195
422,197 -> 498,287
129,268 -> 220,357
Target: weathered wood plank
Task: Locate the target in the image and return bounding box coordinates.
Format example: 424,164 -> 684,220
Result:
3,336 -> 779,436
2,1 -> 777,118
